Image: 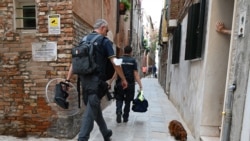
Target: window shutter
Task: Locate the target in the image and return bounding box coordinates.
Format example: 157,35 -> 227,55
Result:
172,24 -> 181,64
196,0 -> 206,58
185,3 -> 200,60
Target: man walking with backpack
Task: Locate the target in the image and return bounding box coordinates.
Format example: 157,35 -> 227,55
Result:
66,19 -> 128,141
109,46 -> 143,123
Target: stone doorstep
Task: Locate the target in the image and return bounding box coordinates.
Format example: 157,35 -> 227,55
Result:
200,125 -> 221,137
200,136 -> 220,141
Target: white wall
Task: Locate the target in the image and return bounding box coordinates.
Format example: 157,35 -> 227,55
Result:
169,14 -> 205,138
241,70 -> 250,141
200,0 -> 232,137
168,0 -> 233,139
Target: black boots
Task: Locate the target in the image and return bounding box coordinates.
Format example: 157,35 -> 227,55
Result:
104,129 -> 112,141
117,113 -> 129,123
123,118 -> 128,123
116,114 -> 122,123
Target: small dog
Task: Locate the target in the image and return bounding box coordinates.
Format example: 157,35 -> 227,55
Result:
168,120 -> 187,141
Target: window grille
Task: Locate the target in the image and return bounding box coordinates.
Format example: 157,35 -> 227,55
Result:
15,1 -> 36,30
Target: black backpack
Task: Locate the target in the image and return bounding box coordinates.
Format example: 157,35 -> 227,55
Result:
71,34 -> 101,75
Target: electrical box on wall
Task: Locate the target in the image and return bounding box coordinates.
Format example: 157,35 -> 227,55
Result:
238,11 -> 246,37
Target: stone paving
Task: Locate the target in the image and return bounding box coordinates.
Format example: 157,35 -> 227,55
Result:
0,78 -> 195,141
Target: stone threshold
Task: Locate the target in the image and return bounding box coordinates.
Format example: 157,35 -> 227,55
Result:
200,136 -> 220,141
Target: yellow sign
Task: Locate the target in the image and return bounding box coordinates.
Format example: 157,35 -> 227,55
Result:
49,18 -> 58,27
48,14 -> 61,34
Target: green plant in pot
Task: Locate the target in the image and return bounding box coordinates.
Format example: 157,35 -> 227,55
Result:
119,0 -> 131,15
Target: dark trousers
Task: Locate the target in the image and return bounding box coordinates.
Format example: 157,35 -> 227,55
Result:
115,83 -> 135,119
78,94 -> 109,141
78,76 -> 109,141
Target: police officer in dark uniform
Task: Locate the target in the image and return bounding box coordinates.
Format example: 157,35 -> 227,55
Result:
110,46 -> 143,123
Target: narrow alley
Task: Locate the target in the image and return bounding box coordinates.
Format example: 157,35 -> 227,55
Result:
0,78 -> 195,141
2,0 -> 250,140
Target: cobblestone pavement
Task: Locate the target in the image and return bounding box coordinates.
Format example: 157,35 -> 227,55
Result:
0,78 -> 195,141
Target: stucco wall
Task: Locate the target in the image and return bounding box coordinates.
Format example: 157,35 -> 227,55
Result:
169,15 -> 204,139
229,1 -> 250,140
200,1 -> 233,138
168,0 -> 233,139
73,0 -> 117,40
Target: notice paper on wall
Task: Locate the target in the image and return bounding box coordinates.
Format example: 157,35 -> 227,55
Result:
32,42 -> 57,61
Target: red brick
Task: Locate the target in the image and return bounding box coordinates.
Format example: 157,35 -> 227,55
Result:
39,7 -> 49,12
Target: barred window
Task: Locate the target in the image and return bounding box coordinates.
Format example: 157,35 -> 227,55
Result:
15,0 -> 36,30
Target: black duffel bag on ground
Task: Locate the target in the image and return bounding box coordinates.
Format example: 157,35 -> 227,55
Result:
132,90 -> 148,112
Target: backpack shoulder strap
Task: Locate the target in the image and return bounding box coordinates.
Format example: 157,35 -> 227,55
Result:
80,33 -> 101,43
77,76 -> 81,108
89,34 -> 103,55
82,36 -> 87,42
90,34 -> 102,43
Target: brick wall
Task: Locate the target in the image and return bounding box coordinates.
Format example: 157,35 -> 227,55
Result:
0,0 -> 92,138
169,0 -> 190,21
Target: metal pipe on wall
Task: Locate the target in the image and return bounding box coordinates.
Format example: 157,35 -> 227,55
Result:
221,84 -> 236,141
220,0 -> 237,140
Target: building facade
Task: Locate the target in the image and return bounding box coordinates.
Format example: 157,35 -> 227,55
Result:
159,0 -> 250,141
0,0 -> 130,138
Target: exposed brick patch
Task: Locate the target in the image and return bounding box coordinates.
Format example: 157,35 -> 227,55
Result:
0,0 -> 80,138
169,0 -> 191,22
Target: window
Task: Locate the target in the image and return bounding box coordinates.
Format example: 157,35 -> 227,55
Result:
172,23 -> 181,64
15,0 -> 36,30
185,0 -> 206,60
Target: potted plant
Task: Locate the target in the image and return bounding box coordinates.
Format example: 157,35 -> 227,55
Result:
119,0 -> 131,15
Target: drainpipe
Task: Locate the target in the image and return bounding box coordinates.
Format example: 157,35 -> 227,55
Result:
220,0 -> 238,140
221,84 -> 236,141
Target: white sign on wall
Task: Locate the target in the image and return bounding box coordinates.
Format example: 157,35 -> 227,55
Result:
32,42 -> 57,61
48,14 -> 61,34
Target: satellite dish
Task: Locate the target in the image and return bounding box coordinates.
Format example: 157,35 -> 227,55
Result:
45,78 -> 81,116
